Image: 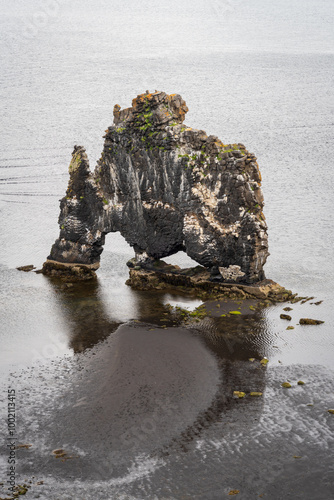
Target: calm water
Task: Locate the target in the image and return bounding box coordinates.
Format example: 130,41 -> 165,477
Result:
0,1 -> 334,498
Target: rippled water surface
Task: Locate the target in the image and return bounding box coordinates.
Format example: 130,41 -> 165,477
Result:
0,1 -> 334,499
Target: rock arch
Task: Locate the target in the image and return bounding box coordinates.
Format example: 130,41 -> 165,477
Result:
43,91 -> 269,284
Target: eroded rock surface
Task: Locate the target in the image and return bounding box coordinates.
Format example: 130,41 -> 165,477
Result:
126,262 -> 293,302
43,91 -> 269,283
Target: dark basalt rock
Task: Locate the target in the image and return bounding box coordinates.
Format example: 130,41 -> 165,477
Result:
43,91 -> 269,284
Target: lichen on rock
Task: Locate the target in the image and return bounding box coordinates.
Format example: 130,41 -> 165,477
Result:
43,90 -> 270,284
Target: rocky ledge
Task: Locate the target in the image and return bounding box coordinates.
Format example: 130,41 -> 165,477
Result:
43,90 -> 273,293
126,260 -> 293,302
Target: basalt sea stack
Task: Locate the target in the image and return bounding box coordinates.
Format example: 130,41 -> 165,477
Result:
43,91 -> 270,287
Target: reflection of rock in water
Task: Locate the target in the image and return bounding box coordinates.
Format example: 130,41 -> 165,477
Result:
193,307 -> 267,361
21,319 -> 267,480
23,325 -> 221,480
22,279 -> 268,482
46,278 -> 120,352
163,355 -> 266,456
159,311 -> 267,455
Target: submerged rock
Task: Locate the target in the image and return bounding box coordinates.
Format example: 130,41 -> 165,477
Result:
43,91 -> 269,283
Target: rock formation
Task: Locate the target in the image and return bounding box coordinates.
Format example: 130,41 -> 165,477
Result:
43,91 -> 269,284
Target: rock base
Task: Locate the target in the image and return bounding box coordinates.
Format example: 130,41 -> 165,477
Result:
42,260 -> 98,281
126,262 -> 294,302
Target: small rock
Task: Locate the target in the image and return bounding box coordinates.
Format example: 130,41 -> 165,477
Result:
286,326 -> 295,330
248,358 -> 255,362
233,391 -> 246,398
283,307 -> 293,311
301,297 -> 314,304
281,382 -> 292,388
228,491 -> 240,496
280,314 -> 291,321
328,409 -> 334,414
260,358 -> 269,365
229,310 -> 241,315
299,318 -> 324,325
297,380 -> 305,385
16,265 -> 35,272
250,392 -> 262,396
52,448 -> 66,456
